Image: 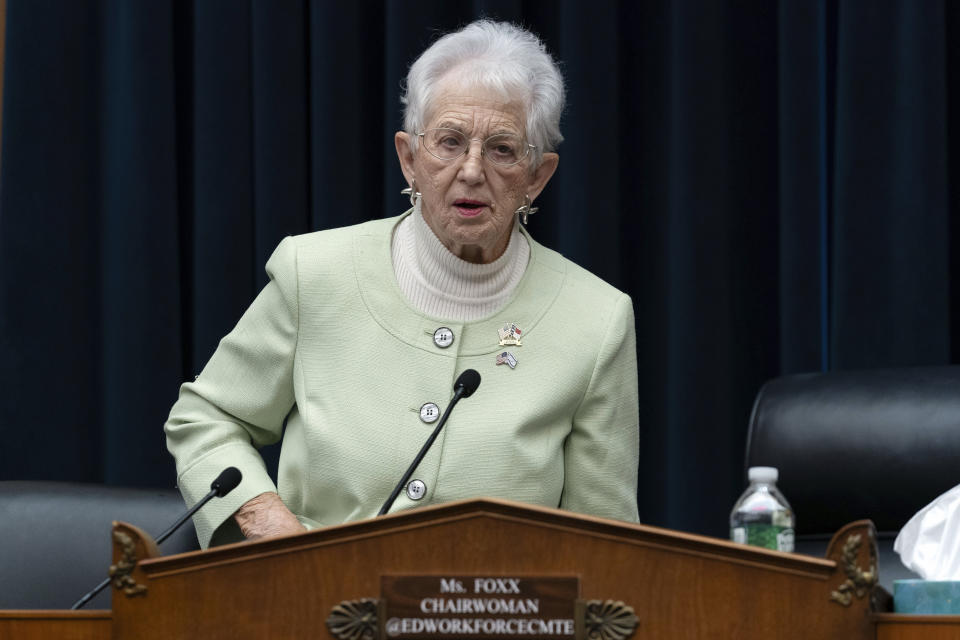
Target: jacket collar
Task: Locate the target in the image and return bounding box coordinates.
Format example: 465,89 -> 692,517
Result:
353,210 -> 566,356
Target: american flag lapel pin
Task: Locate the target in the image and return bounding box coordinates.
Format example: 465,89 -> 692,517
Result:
496,351 -> 518,369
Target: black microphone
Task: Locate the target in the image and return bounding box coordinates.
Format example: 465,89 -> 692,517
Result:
150,466 -> 242,545
70,467 -> 243,610
378,369 -> 481,516
208,466 -> 243,498
455,368 -> 481,398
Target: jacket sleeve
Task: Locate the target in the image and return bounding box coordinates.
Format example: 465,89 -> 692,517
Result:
561,293 -> 640,522
164,237 -> 299,548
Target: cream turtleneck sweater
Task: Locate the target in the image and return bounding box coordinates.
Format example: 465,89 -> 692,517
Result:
391,204 -> 530,321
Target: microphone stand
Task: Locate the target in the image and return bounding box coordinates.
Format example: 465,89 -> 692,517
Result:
70,485 -> 221,610
378,383 -> 469,516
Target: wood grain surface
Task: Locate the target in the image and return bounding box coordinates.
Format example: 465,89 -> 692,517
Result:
0,610 -> 110,640
4,501 -> 959,639
112,498 -> 874,640
874,614 -> 960,640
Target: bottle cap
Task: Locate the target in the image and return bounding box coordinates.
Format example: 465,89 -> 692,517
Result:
748,466 -> 779,483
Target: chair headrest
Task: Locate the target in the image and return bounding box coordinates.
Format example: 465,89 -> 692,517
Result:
0,481 -> 198,609
745,366 -> 960,534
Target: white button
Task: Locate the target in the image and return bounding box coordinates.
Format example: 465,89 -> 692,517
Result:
419,403 -> 440,424
407,479 -> 426,500
433,327 -> 454,348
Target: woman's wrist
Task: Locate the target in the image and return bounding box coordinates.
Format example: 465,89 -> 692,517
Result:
234,491 -> 306,540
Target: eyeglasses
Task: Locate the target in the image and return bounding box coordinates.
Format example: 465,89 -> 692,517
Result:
417,128 -> 535,167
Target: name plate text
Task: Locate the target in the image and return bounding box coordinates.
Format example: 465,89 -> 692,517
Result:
381,575 -> 579,639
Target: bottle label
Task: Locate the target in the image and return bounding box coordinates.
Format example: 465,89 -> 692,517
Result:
733,524 -> 794,552
776,528 -> 795,552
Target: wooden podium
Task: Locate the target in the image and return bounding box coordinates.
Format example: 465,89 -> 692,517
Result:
3,498 -> 957,639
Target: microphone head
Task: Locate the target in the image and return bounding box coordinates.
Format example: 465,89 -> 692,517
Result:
210,467 -> 242,498
455,369 -> 481,398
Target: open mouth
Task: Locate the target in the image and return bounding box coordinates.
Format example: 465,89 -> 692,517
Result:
454,199 -> 487,216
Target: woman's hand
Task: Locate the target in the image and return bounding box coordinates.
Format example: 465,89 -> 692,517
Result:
234,492 -> 307,541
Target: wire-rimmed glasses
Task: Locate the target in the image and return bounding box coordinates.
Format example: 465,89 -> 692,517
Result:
417,128 -> 535,167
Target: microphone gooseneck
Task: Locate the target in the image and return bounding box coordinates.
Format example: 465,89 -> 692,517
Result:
70,467 -> 243,610
378,370 -> 481,516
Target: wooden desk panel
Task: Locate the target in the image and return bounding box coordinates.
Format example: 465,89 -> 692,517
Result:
113,502 -> 874,640
2,610 -> 959,639
874,614 -> 960,640
13,503 -> 943,640
0,610 -> 110,640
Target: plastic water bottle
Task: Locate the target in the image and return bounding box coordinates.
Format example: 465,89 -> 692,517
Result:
730,466 -> 795,552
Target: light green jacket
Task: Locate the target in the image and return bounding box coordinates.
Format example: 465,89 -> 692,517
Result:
165,213 -> 639,548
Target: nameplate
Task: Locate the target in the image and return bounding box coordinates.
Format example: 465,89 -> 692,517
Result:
381,575 -> 579,639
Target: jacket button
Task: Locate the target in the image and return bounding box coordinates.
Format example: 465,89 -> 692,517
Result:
419,403 -> 440,424
407,479 -> 426,500
433,327 -> 454,348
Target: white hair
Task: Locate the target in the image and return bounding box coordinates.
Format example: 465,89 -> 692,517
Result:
401,20 -> 565,166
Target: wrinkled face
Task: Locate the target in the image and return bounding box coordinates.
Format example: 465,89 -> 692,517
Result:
395,82 -> 558,264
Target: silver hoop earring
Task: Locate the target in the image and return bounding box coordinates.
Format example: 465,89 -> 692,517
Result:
514,195 -> 539,225
400,180 -> 422,207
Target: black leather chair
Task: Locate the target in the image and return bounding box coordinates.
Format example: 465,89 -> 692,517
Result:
745,365 -> 960,591
0,482 -> 199,609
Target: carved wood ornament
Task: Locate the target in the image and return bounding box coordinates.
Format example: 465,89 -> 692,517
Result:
110,530 -> 148,598
326,598 -> 380,640
828,529 -> 879,607
580,600 -> 639,640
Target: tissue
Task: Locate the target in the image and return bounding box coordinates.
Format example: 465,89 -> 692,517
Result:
894,483 -> 960,579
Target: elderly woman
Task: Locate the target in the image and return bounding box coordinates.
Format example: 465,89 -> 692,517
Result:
165,20 -> 639,549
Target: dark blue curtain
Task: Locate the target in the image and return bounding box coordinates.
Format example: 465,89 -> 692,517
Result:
1,0 -> 957,538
